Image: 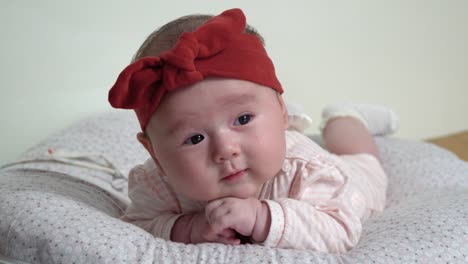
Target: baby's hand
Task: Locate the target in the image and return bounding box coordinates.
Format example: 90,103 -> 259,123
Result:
189,212 -> 241,245
205,197 -> 263,240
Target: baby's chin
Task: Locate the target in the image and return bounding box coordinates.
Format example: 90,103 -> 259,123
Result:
188,187 -> 261,202
230,188 -> 262,200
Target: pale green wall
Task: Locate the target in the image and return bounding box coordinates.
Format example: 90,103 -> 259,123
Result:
1,0 -> 467,166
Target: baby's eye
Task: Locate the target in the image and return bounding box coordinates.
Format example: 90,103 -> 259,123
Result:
234,114 -> 252,126
184,134 -> 205,145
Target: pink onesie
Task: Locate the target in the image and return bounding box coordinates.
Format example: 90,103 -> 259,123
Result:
121,130 -> 387,253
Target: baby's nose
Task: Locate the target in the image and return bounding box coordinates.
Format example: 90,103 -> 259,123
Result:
212,137 -> 240,163
214,147 -> 239,163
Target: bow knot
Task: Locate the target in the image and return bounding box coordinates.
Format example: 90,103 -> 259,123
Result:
160,33 -> 204,91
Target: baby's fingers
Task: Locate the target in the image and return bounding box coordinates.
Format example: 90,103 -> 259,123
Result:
211,216 -> 238,236
204,227 -> 239,245
205,198 -> 226,219
218,228 -> 236,238
215,235 -> 241,246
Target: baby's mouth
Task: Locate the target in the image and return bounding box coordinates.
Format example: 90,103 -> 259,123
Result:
221,169 -> 248,182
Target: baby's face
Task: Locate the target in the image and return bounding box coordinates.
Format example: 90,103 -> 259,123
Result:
144,78 -> 288,201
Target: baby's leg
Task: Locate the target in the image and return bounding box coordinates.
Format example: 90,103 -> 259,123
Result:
321,104 -> 399,159
323,117 -> 380,158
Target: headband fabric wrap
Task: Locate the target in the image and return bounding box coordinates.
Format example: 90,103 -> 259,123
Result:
108,8 -> 283,131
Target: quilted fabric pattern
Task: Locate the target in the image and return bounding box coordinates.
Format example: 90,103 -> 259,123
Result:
16,110 -> 148,179
1,111 -> 467,263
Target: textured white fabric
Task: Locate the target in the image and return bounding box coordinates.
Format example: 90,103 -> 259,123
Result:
1,111 -> 468,263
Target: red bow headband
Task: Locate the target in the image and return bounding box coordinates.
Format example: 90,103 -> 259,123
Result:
108,8 -> 283,131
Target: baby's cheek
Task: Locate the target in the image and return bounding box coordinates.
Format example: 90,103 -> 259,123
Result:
254,134 -> 286,177
172,166 -> 218,200
254,130 -> 285,156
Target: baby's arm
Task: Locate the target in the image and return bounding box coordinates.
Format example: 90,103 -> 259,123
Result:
123,163 -> 240,245
120,164 -> 184,240
204,158 -> 372,252
171,212 -> 241,245
263,197 -> 361,252
259,160 -> 365,253
205,197 -> 271,243
170,214 -> 193,243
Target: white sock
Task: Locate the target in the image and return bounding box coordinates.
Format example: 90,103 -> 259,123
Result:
320,103 -> 399,136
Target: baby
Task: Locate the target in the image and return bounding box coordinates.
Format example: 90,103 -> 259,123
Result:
109,8 -> 397,253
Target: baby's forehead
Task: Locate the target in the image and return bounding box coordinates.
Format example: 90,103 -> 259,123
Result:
149,78 -> 277,123
161,78 -> 270,105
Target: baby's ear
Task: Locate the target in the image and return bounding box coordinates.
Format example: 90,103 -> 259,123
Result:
276,93 -> 289,129
137,132 -> 167,176
137,132 -> 153,153
137,132 -> 159,162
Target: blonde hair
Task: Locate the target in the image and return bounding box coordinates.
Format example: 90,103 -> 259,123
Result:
132,13 -> 265,62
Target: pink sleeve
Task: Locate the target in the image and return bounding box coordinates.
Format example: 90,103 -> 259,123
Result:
120,162 -> 182,241
260,159 -> 362,253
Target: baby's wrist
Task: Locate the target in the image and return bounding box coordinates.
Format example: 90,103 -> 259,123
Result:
251,201 -> 271,243
171,213 -> 195,243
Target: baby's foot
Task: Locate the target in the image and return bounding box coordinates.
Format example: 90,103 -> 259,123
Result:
320,103 -> 399,136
